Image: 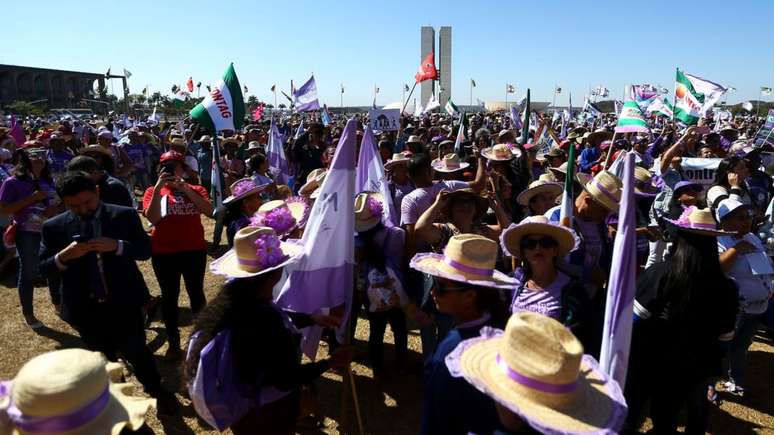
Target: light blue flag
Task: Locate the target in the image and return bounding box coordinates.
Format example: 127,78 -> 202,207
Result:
276,118 -> 357,358
599,152 -> 637,387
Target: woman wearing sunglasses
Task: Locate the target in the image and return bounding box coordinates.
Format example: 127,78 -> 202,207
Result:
500,216 -> 593,349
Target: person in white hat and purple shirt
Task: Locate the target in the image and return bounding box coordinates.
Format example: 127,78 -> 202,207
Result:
716,198 -> 774,396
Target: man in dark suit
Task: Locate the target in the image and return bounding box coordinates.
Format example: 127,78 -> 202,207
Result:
65,155 -> 134,208
39,171 -> 176,412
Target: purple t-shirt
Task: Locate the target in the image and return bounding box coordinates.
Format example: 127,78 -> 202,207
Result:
511,271 -> 570,320
47,149 -> 74,176
387,180 -> 415,217
122,142 -> 149,170
400,180 -> 469,227
0,176 -> 59,232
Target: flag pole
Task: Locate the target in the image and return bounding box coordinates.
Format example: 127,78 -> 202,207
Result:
470,80 -> 473,106
401,82 -> 418,113
603,132 -> 617,169
505,84 -> 508,109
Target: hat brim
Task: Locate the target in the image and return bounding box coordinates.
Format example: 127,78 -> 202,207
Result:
456,334 -> 627,435
663,219 -> 737,237
501,222 -> 578,258
286,196 -> 311,228
516,183 -> 563,207
481,148 -> 514,161
432,161 -> 470,173
409,253 -> 515,290
210,240 -> 304,278
384,159 -> 410,170
223,184 -> 269,205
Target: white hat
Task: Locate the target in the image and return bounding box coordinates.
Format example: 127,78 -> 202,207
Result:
716,198 -> 750,222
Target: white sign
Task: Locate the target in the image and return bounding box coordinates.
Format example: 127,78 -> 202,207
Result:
368,109 -> 400,132
680,158 -> 721,186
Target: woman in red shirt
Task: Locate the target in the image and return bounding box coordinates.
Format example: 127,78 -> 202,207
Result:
143,151 -> 213,360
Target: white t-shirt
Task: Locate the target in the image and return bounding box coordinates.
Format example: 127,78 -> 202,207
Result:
718,233 -> 773,314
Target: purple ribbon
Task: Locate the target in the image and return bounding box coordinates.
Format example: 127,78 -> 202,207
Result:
1,382 -> 111,433
684,222 -> 717,230
443,257 -> 493,277
495,354 -> 578,394
590,178 -> 619,204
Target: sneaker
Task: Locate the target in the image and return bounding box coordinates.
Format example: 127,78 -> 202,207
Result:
723,381 -> 745,397
24,315 -> 43,330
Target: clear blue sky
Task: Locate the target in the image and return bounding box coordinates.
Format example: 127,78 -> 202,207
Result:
5,0 -> 773,106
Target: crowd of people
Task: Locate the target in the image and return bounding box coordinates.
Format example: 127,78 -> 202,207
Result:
0,105 -> 772,434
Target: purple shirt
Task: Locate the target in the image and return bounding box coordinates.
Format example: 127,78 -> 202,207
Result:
0,176 -> 58,232
400,180 -> 468,226
387,180 -> 415,218
47,149 -> 74,176
122,142 -> 149,170
511,271 -> 570,320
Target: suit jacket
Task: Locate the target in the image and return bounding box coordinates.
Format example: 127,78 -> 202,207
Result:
40,203 -> 152,325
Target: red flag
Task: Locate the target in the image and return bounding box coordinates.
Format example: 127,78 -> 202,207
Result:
252,104 -> 264,121
186,77 -> 194,92
415,52 -> 438,83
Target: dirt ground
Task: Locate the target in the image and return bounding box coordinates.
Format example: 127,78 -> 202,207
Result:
1,217 -> 774,434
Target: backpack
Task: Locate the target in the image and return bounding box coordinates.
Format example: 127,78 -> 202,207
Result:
187,329 -> 258,431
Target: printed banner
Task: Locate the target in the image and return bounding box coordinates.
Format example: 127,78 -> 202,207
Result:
680,158 -> 721,186
754,109 -> 774,147
368,108 -> 400,131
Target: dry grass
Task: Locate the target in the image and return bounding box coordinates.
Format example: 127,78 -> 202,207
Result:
0,216 -> 773,434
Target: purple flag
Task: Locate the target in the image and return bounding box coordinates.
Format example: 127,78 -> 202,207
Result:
9,116 -> 25,147
599,152 -> 637,387
275,118 -> 357,358
267,117 -> 290,185
293,75 -> 320,112
356,125 -> 396,227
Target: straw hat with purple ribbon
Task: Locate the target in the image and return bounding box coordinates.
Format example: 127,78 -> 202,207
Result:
500,216 -> 579,259
223,178 -> 268,205
432,153 -> 470,173
354,192 -> 385,232
0,348 -> 155,435
516,177 -> 563,207
445,311 -> 627,435
633,166 -> 662,198
251,198 -> 309,235
665,205 -> 736,237
384,153 -> 411,170
410,234 -> 515,289
210,226 -> 303,278
575,170 -> 622,213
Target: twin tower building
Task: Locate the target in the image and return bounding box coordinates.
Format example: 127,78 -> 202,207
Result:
420,26 -> 452,109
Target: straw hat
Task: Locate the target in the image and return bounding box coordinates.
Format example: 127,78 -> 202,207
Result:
481,144 -> 514,161
633,167 -> 660,197
0,348 -> 155,435
384,153 -> 411,170
253,198 -> 310,234
547,162 -> 569,179
575,170 -> 622,212
440,189 -> 489,222
79,144 -> 112,157
406,135 -> 422,144
451,312 -> 627,434
210,227 -> 303,278
223,178 -> 267,205
516,179 -> 563,207
409,234 -> 515,289
432,153 -> 469,173
500,216 -> 579,258
664,206 -> 736,237
168,137 -> 187,149
587,129 -> 613,148
299,168 -> 327,199
354,192 -> 385,232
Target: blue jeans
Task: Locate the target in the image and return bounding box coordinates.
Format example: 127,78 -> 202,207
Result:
727,312 -> 761,386
16,230 -> 60,316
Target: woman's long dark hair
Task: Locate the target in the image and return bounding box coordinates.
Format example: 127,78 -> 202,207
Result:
660,230 -> 734,321
14,150 -> 52,184
712,156 -> 746,189
184,273 -> 277,386
357,223 -> 387,273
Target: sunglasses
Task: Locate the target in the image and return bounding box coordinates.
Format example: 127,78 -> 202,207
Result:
521,236 -> 558,251
435,279 -> 468,294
